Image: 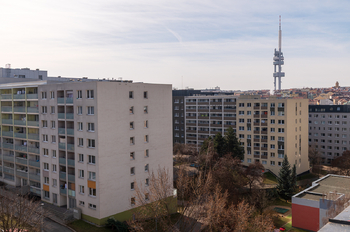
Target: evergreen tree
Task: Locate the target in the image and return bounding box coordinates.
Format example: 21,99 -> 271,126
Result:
224,126 -> 244,160
213,133 -> 225,157
200,136 -> 213,154
277,155 -> 294,201
291,164 -> 297,191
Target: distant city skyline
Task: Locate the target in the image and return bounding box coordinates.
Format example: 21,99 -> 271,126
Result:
1,0 -> 350,91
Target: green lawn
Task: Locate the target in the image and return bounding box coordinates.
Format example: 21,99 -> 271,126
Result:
68,220 -> 113,232
263,172 -> 278,185
273,198 -> 292,207
273,216 -> 290,228
297,173 -> 318,181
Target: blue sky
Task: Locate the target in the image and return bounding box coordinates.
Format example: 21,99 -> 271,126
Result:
1,0 -> 350,90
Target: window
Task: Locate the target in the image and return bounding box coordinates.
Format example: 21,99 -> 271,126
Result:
79,201 -> 85,206
79,170 -> 84,178
239,126 -> 244,131
145,178 -> 149,186
278,162 -> 282,166
130,106 -> 134,114
239,119 -> 245,123
270,111 -> 275,116
270,136 -> 275,141
44,191 -> 49,199
87,106 -> 94,115
79,185 -> 85,194
270,128 -> 275,132
41,92 -> 47,99
239,111 -> 244,115
87,90 -> 94,99
131,182 -> 135,190
130,122 -> 134,129
144,91 -> 148,99
145,164 -> 149,172
247,158 -> 252,163
88,123 -> 94,132
42,135 -> 48,142
130,152 -> 135,160
145,149 -> 149,158
79,154 -> 84,162
51,135 -> 56,143
278,154 -> 284,158
88,139 -> 95,148
50,91 -> 55,99
130,137 -> 135,145
42,120 -> 48,128
144,120 -> 148,128
78,138 -> 83,147
78,122 -> 83,131
51,121 -> 55,129
77,106 -> 82,115
271,119 -> 275,124
270,153 -> 275,157
44,163 -> 49,170
239,103 -> 244,107
262,160 -> 267,165
247,111 -> 251,115
278,128 -> 284,133
278,136 -> 284,141
278,103 -> 284,108
52,150 -> 56,158
144,135 -> 149,143
131,167 -> 135,175
144,106 -> 148,114
51,106 -> 55,114
89,203 -> 96,209
270,161 -> 275,166
89,171 -> 96,180
247,103 -> 251,107
88,155 -> 96,164
278,120 -> 284,124
77,90 -> 82,99
53,179 -> 57,187
270,144 -> 275,149
129,91 -> 134,99
131,197 -> 135,206
52,164 -> 57,172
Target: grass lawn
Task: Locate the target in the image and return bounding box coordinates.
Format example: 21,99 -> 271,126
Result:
297,173 -> 318,181
273,216 -> 290,228
273,198 -> 292,207
263,172 -> 278,185
68,220 -> 113,232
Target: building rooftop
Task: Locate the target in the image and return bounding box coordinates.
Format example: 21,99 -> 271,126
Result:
319,205 -> 350,232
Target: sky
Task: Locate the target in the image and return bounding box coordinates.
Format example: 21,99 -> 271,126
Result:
1,0 -> 350,91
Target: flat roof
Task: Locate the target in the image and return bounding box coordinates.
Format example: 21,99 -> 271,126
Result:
319,205 -> 350,231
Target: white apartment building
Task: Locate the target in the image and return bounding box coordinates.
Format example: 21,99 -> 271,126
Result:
185,95 -> 310,175
0,78 -> 173,225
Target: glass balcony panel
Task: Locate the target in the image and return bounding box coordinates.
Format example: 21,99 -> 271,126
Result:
67,144 -> 74,152
68,174 -> 75,182
13,107 -> 25,112
2,119 -> 13,124
13,94 -> 25,99
2,131 -> 13,137
28,134 -> 39,140
27,121 -> 39,127
67,129 -> 74,135
16,157 -> 28,165
58,128 -> 65,134
66,98 -> 73,104
27,107 -> 39,113
57,98 -> 65,104
14,120 -> 26,126
68,189 -> 75,197
60,188 -> 67,195
66,113 -> 74,120
1,106 -> 12,112
29,173 -> 40,182
67,159 -> 75,166
58,113 -> 65,119
15,145 -> 27,152
28,147 -> 40,154
2,143 -> 14,149
16,171 -> 28,178
26,94 -> 38,99
1,94 -> 12,99
59,158 -> 66,165
59,172 -> 66,180
3,167 -> 14,175
30,187 -> 41,196
59,143 -> 66,150
29,160 -> 40,167
14,133 -> 27,139
3,155 -> 14,162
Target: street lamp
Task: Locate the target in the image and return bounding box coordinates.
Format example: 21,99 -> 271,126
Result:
40,203 -> 44,232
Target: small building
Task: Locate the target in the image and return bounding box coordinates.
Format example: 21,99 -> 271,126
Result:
292,174 -> 350,231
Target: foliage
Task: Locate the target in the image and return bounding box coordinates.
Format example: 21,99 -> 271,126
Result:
291,164 -> 297,191
105,218 -> 129,231
213,132 -> 225,157
263,172 -> 278,185
277,156 -> 294,201
332,150 -> 350,176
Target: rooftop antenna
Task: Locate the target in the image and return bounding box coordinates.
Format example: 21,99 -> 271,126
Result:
273,15 -> 285,92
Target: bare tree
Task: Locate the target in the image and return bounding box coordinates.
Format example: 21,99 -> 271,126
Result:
322,192 -> 350,226
245,162 -> 265,191
332,150 -> 350,176
0,188 -> 45,232
309,143 -> 322,176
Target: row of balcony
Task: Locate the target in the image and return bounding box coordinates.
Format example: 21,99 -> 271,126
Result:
58,113 -> 74,120
59,172 -> 75,182
1,107 -> 38,113
58,128 -> 74,135
59,188 -> 76,197
1,94 -> 38,100
59,157 -> 75,166
57,98 -> 74,104
1,119 -> 39,127
1,132 -> 39,140
1,143 -> 40,154
59,143 -> 75,152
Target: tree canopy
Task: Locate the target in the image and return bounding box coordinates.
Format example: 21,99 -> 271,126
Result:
277,155 -> 295,201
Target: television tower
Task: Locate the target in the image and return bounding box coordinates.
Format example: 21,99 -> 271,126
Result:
273,16 -> 285,91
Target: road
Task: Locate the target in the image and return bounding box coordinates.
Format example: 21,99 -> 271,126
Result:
43,217 -> 73,232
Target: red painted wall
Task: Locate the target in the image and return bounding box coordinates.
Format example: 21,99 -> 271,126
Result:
292,203 -> 319,232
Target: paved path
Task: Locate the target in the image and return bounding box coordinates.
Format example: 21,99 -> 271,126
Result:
43,217 -> 73,232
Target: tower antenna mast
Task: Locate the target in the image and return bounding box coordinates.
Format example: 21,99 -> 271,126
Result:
273,15 -> 285,91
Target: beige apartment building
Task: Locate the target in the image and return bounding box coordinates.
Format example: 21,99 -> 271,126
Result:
0,78 -> 173,225
185,95 -> 309,175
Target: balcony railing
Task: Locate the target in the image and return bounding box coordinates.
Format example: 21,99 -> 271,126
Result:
16,171 -> 28,178
28,134 -> 39,140
13,94 -> 25,99
1,106 -> 12,112
57,98 -> 65,104
1,94 -> 12,100
27,107 -> 39,113
66,98 -> 73,104
60,188 -> 67,195
15,145 -> 27,152
59,143 -> 66,150
3,167 -> 14,175
59,172 -> 66,180
3,155 -> 14,162
28,160 -> 40,168
68,189 -> 75,197
67,129 -> 74,135
2,131 -> 13,137
66,113 -> 74,120
16,157 -> 27,165
14,133 -> 27,139
67,159 -> 75,166
2,143 -> 14,149
28,147 -> 40,154
26,94 -> 38,99
67,144 -> 74,152
58,128 -> 65,134
13,107 -> 25,113
68,174 -> 75,182
27,121 -> 39,127
29,174 -> 40,182
2,119 -> 13,124
58,113 -> 65,119
59,158 -> 66,165
14,120 -> 26,126
30,187 -> 41,196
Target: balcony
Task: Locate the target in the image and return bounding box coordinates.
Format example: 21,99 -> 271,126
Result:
3,167 -> 14,175
2,143 -> 14,149
1,106 -> 12,112
2,131 -> 13,137
13,107 -> 25,113
30,187 -> 41,196
66,113 -> 74,120
68,174 -> 75,182
15,145 -> 27,152
29,160 -> 40,168
68,189 -> 75,197
27,121 -> 39,127
59,158 -> 66,165
28,147 -> 40,154
67,129 -> 74,136
59,143 -> 66,150
27,107 -> 39,113
2,119 -> 13,124
13,94 -> 25,100
16,157 -> 27,165
14,133 -> 27,139
26,94 -> 38,99
1,94 -> 12,100
66,98 -> 73,104
3,155 -> 14,162
59,172 -> 66,180
58,113 -> 65,119
67,144 -> 74,152
28,133 -> 39,140
60,188 -> 67,195
14,120 -> 26,126
29,173 -> 40,182
16,171 -> 28,178
67,159 -> 75,166
57,98 -> 65,104
58,128 -> 65,135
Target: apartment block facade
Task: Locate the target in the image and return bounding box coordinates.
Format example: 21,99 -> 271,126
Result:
0,79 -> 173,225
308,105 -> 350,164
184,95 -> 309,175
